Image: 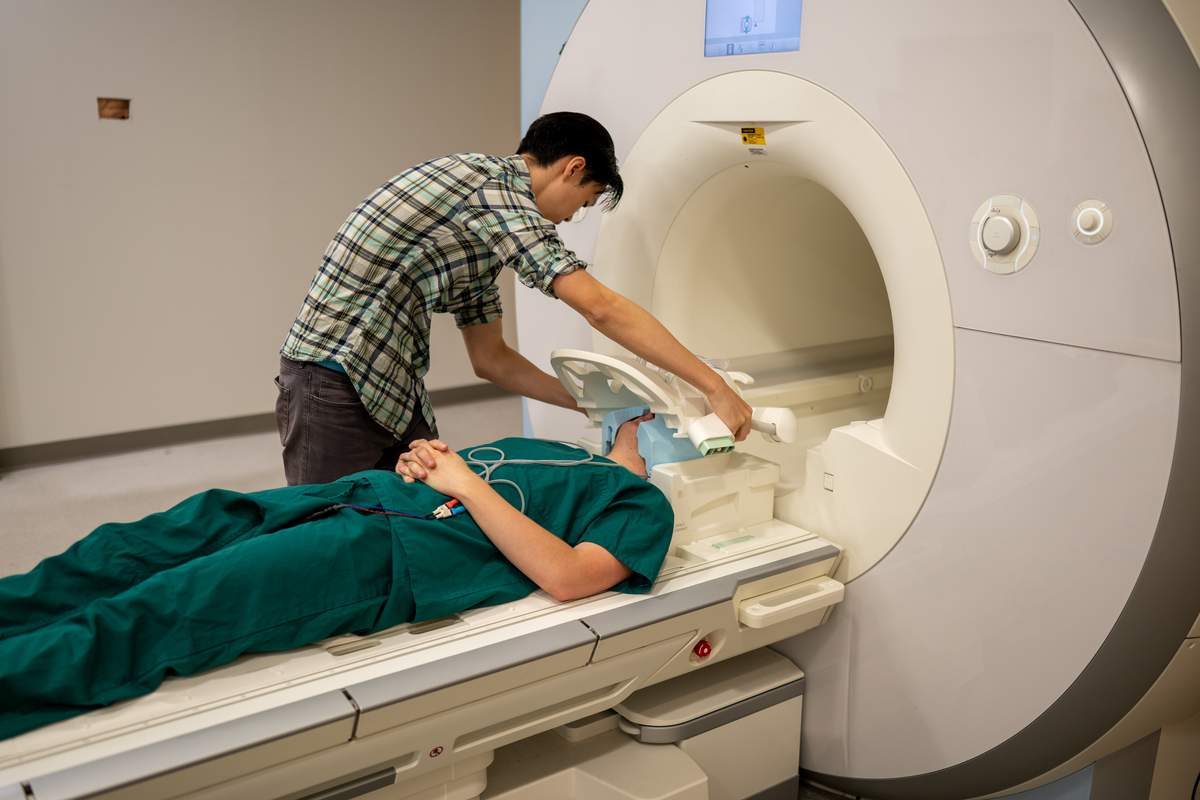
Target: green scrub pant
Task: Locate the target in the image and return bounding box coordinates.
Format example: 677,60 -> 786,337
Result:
0,477 -> 414,741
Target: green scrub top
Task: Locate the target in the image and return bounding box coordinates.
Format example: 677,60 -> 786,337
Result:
364,437 -> 674,621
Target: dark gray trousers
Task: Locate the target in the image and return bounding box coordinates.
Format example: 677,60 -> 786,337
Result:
274,356 -> 436,485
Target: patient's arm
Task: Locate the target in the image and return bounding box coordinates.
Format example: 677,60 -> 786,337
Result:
458,492 -> 632,602
396,443 -> 632,602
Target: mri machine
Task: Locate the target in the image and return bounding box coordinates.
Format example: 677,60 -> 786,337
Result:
514,0 -> 1200,797
1,1 -> 1197,799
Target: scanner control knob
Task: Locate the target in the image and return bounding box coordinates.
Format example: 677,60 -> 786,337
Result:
693,639 -> 713,659
970,195 -> 1040,273
1072,200 -> 1113,244
1077,208 -> 1103,235
981,213 -> 1021,255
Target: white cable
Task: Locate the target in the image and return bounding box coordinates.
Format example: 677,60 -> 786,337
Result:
462,440 -> 623,513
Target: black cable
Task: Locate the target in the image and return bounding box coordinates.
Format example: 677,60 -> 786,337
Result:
301,503 -> 433,523
1190,768 -> 1198,800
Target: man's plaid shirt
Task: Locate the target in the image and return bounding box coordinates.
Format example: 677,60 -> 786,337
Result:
281,153 -> 586,437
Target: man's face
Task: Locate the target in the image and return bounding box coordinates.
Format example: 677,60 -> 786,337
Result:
534,156 -> 607,224
610,412 -> 654,478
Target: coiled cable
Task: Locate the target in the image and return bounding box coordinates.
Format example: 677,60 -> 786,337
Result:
463,440 -> 622,514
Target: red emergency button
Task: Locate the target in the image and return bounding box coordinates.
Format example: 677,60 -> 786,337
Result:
693,639 -> 713,659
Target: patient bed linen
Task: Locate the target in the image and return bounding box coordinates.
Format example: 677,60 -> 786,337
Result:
0,438 -> 671,740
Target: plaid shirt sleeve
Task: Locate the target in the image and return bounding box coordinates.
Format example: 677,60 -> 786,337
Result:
452,283 -> 504,329
462,180 -> 587,298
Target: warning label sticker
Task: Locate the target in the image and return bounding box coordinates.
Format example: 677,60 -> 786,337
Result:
740,126 -> 766,145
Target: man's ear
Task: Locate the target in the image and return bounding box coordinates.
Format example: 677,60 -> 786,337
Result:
564,155 -> 587,181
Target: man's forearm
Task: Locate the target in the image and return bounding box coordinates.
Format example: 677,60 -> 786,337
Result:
483,345 -> 578,410
551,269 -> 753,439
593,295 -> 723,394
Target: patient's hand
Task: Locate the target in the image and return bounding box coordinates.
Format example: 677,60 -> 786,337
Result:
405,438 -> 450,469
396,440 -> 482,498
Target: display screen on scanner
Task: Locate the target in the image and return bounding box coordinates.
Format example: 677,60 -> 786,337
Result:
704,0 -> 802,57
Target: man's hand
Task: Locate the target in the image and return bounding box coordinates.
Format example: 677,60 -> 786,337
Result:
707,383 -> 753,441
396,439 -> 482,498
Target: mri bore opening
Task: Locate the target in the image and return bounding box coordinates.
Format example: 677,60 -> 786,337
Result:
588,69 -> 955,581
651,163 -> 894,535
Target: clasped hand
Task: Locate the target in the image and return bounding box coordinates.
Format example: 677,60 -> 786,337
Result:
395,439 -> 482,498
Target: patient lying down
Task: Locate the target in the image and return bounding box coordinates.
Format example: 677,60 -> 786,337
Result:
0,413 -> 672,741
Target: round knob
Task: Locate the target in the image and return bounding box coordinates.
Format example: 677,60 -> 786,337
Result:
1071,200 -> 1112,245
981,214 -> 1021,255
1076,208 -> 1103,236
969,195 -> 1040,273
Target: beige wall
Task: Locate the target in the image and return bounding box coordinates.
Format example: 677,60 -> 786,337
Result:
0,0 -> 519,449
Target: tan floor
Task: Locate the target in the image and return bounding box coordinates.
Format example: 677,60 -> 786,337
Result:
0,396 -> 523,577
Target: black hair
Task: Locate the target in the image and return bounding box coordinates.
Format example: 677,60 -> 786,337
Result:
517,111 -> 623,210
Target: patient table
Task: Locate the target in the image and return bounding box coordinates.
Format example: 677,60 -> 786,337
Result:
0,351 -> 845,800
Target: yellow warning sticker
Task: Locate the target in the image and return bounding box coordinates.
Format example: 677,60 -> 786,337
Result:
740,126 -> 765,145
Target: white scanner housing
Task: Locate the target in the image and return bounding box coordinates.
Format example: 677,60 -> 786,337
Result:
518,2 -> 1200,798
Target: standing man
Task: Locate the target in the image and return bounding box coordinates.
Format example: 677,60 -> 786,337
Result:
276,112 -> 751,485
